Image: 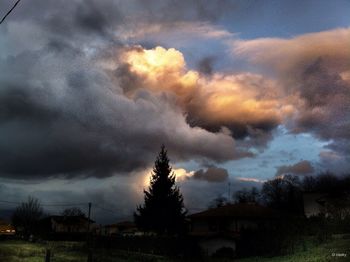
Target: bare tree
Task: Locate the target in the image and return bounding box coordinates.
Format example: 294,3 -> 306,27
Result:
11,196 -> 43,237
61,207 -> 85,217
234,187 -> 260,204
261,175 -> 303,214
208,196 -> 229,208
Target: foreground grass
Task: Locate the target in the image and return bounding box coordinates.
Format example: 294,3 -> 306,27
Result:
0,241 -> 85,262
235,236 -> 350,262
0,240 -> 167,262
0,236 -> 349,262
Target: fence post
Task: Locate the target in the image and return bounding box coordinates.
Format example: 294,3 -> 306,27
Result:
87,250 -> 93,262
45,249 -> 51,262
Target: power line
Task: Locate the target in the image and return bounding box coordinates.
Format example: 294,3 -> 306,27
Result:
94,204 -> 117,214
0,200 -> 20,205
41,203 -> 88,207
0,200 -> 88,207
0,200 -> 122,217
0,200 -> 116,211
0,0 -> 21,25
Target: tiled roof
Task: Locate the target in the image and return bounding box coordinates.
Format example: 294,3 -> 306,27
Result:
116,221 -> 136,227
188,203 -> 280,219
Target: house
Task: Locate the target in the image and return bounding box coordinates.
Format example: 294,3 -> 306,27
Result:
102,221 -> 139,236
41,215 -> 96,234
303,192 -> 326,218
189,203 -> 280,236
188,203 -> 280,256
102,223 -> 118,236
115,221 -> 139,236
0,219 -> 15,235
303,191 -> 350,219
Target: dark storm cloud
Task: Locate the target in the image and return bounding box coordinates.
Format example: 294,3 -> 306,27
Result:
295,57 -> 350,139
113,63 -> 144,96
0,177 -> 141,224
0,44 -> 237,179
192,166 -> 229,183
2,0 -> 278,156
0,0 -> 246,179
293,59 -> 350,173
2,0 -> 232,47
1,0 -> 123,38
188,116 -> 278,141
134,0 -> 235,23
276,160 -> 314,177
197,56 -> 216,75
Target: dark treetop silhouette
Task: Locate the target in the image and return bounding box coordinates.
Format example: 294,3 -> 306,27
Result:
134,145 -> 187,235
61,207 -> 86,217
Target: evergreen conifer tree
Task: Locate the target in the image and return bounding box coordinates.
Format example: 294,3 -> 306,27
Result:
134,145 -> 187,234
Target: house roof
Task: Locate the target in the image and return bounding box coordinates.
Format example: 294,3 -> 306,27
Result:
104,224 -> 118,228
0,219 -> 9,225
188,203 -> 280,219
303,191 -> 350,203
104,221 -> 136,229
116,221 -> 136,227
0,224 -> 15,230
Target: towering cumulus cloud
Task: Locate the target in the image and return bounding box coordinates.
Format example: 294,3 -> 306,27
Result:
116,46 -> 293,142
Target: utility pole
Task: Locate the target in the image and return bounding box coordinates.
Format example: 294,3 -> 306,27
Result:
87,202 -> 92,233
87,202 -> 93,262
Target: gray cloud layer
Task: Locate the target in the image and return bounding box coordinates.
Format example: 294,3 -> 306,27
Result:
0,0 -> 242,179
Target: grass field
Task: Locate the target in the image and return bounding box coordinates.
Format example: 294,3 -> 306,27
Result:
0,241 -> 84,262
0,236 -> 349,262
235,236 -> 350,262
0,240 -> 166,262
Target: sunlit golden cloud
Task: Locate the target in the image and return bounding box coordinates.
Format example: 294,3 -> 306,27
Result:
119,46 -> 294,138
141,167 -> 194,187
236,177 -> 266,183
122,46 -> 198,99
117,21 -> 233,42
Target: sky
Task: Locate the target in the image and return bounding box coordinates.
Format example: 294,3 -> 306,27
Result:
0,0 -> 349,224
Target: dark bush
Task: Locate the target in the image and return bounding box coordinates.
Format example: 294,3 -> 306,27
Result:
212,247 -> 235,258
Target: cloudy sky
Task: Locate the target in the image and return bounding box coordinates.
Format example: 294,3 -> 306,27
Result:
0,0 -> 349,223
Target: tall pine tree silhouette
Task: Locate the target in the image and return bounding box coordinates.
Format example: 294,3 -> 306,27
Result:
135,145 -> 187,234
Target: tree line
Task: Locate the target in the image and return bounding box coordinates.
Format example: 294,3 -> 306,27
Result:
233,172 -> 350,215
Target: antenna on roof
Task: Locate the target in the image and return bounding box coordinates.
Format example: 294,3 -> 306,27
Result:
228,182 -> 231,203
